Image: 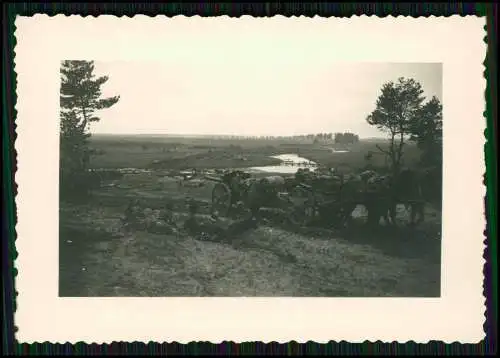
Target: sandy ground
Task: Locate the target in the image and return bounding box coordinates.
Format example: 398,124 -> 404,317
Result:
59,192 -> 441,297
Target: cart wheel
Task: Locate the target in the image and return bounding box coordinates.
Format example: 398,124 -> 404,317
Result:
211,183 -> 232,217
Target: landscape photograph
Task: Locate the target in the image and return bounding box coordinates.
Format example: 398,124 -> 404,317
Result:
59,59 -> 443,297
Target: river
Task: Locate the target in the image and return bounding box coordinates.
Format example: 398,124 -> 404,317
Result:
250,153 -> 319,174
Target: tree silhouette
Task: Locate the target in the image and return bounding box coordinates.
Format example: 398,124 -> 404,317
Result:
410,96 -> 443,168
60,60 -> 120,200
334,132 -> 359,145
366,77 -> 426,174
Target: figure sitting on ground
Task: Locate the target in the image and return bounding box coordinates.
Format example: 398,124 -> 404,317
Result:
158,202 -> 175,225
183,199 -> 199,233
122,199 -> 144,230
183,199 -> 226,241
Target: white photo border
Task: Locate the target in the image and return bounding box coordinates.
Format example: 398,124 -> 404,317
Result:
13,14 -> 487,344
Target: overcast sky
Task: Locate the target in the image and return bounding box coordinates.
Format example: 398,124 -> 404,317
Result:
91,59 -> 441,138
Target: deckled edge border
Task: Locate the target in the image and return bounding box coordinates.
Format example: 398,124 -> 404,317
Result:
5,4 -> 495,355
482,4 -> 498,355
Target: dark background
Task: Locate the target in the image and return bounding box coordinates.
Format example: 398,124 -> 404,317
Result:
2,2 -> 497,356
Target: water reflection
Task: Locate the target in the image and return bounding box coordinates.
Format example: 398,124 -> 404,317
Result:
251,153 -> 318,174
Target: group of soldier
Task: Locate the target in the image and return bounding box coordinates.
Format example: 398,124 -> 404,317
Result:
300,165 -> 432,226
122,162 -> 438,235
223,165 -> 434,228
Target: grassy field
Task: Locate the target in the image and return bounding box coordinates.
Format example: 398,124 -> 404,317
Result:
59,134 -> 441,297
88,134 -> 422,171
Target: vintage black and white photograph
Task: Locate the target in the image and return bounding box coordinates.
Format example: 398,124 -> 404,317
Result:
14,15 -> 486,343
58,59 -> 443,297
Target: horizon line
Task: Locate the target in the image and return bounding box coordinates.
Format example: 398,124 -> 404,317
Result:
90,132 -> 388,139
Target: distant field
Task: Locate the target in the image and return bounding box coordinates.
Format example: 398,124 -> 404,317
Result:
88,134 -> 422,171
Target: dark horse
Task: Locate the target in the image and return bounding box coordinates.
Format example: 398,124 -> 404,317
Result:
243,175 -> 290,221
380,167 -> 439,227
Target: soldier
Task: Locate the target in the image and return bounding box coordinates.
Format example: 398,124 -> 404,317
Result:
158,202 -> 175,225
183,199 -> 199,233
122,199 -> 143,231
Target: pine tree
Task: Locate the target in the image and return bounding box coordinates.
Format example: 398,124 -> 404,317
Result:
366,77 -> 426,174
60,60 -> 120,201
410,96 -> 443,168
366,77 -> 443,208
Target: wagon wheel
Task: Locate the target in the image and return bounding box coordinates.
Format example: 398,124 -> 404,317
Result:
287,186 -> 317,227
211,182 -> 232,217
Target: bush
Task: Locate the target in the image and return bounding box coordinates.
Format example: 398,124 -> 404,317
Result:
60,170 -> 102,203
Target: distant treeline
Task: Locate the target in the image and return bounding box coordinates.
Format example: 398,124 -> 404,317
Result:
202,132 -> 360,144
333,132 -> 360,144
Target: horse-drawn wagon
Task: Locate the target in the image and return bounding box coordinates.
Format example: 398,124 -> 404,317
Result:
205,165 -> 431,229
204,169 -> 369,229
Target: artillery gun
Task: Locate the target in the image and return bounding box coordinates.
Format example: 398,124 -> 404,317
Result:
203,166 -> 425,230
204,169 -> 309,222
204,170 -> 253,217
204,168 -> 346,228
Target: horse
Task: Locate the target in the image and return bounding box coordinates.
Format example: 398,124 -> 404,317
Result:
362,174 -> 396,227
365,167 -> 436,227
393,168 -> 431,226
243,175 -> 287,221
